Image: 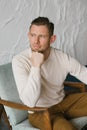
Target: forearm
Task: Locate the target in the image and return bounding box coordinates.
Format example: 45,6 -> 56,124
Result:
12,59 -> 41,107
19,67 -> 41,107
69,55 -> 87,84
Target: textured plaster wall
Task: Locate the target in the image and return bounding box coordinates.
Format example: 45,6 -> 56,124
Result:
0,0 -> 87,65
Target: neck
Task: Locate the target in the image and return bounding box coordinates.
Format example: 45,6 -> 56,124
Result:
43,47 -> 51,61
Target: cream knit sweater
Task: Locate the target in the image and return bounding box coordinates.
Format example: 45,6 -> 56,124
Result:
12,47 -> 87,108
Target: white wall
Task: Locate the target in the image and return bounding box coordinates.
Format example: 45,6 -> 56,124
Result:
0,0 -> 87,65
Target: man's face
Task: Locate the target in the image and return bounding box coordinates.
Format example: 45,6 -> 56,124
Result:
28,25 -> 51,53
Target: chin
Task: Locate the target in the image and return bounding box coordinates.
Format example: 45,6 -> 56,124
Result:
31,48 -> 44,53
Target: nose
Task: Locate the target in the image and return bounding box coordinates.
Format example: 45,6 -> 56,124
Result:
35,36 -> 39,44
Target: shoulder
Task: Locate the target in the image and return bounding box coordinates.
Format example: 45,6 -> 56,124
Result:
51,47 -> 69,58
13,48 -> 31,61
12,48 -> 31,67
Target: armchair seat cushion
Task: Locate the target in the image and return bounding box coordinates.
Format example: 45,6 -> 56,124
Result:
12,119 -> 39,130
71,116 -> 87,130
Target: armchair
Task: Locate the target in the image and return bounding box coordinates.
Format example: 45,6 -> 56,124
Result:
0,63 -> 87,130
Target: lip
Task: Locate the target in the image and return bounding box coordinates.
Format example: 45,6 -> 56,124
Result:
33,45 -> 40,49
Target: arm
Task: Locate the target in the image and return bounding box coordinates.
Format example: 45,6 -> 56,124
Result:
66,55 -> 87,85
12,52 -> 44,107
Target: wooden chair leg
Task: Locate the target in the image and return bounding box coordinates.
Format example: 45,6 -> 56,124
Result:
2,106 -> 12,130
0,104 -> 3,121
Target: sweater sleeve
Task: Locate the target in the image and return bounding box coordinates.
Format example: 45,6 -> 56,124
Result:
68,55 -> 87,84
12,58 -> 41,107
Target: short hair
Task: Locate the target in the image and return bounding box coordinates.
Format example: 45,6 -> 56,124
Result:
30,17 -> 54,36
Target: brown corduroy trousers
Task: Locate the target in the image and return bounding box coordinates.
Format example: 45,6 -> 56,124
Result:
28,92 -> 87,130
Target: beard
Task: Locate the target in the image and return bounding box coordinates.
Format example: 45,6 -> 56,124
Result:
31,48 -> 45,53
30,44 -> 50,54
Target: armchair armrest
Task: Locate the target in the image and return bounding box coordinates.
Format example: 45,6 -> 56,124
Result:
0,99 -> 47,111
64,81 -> 86,92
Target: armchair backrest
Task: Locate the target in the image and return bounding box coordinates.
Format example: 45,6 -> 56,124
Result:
0,63 -> 28,126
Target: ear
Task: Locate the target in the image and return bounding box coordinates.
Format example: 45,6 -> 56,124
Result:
50,35 -> 56,44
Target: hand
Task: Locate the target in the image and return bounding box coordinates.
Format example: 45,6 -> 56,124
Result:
30,52 -> 44,67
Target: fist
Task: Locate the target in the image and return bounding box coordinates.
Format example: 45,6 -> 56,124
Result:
30,52 -> 44,67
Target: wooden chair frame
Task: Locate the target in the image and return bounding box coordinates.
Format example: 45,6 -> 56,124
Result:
0,81 -> 86,130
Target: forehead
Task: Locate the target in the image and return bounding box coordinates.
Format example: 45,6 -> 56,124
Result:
30,25 -> 49,34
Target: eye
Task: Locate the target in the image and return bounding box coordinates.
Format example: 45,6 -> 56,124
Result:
31,34 -> 35,37
39,35 -> 46,39
39,35 -> 44,38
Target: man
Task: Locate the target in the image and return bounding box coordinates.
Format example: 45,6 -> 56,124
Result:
12,16 -> 87,130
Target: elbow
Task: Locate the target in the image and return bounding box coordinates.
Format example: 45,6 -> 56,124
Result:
19,87 -> 41,108
28,103 -> 36,108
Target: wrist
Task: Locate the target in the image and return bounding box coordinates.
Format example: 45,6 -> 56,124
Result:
32,64 -> 41,68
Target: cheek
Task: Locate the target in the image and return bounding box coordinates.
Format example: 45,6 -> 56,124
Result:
29,38 -> 34,43
41,42 -> 50,48
40,38 -> 49,44
41,39 -> 50,46
40,40 -> 46,45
